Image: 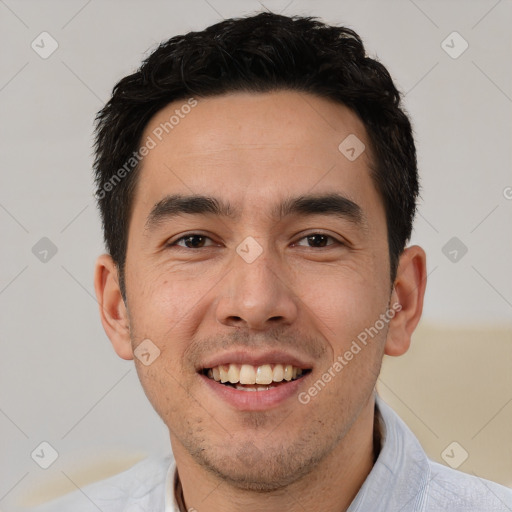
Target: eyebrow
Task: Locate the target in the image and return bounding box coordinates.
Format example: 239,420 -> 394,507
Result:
144,193 -> 366,232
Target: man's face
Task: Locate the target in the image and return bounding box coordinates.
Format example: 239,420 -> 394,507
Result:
123,91 -> 392,489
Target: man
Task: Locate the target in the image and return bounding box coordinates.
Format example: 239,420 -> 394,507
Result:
32,11 -> 512,512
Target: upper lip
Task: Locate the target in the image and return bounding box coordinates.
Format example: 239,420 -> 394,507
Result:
198,349 -> 314,371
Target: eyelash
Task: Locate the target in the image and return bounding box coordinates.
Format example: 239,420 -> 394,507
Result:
167,232 -> 343,250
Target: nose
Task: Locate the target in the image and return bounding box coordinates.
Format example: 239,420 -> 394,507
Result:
215,242 -> 299,331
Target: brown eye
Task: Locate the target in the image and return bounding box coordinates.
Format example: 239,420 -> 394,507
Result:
295,233 -> 339,248
170,234 -> 215,249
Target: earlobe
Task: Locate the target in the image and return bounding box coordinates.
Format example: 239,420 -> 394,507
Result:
94,254 -> 133,360
384,245 -> 427,357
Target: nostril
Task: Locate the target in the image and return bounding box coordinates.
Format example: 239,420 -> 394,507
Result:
224,316 -> 244,326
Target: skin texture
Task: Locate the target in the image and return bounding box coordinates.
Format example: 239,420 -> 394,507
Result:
94,91 -> 427,512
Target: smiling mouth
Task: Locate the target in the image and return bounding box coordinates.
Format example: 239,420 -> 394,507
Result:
201,363 -> 312,391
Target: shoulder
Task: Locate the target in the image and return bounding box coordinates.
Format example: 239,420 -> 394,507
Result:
374,396 -> 512,511
426,460 -> 512,512
26,453 -> 173,512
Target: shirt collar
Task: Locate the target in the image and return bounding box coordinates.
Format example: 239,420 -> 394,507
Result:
347,393 -> 431,511
165,459 -> 180,512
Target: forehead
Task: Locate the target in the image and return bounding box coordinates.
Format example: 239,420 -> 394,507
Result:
132,91 -> 382,223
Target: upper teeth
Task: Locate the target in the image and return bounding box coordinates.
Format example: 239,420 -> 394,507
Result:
207,364 -> 303,385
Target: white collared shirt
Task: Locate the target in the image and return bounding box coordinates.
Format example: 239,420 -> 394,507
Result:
28,395 -> 512,511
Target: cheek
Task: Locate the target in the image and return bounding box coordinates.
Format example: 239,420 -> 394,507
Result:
132,356 -> 192,434
126,268 -> 217,409
127,267 -> 210,340
125,276 -> 198,409
296,262 -> 389,349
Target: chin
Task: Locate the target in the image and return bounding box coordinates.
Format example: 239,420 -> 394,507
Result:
195,440 -> 325,492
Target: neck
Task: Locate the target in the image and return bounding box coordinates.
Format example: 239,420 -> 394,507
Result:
173,397 -> 379,512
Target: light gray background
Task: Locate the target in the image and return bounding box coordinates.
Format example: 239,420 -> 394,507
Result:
1,0 -> 511,509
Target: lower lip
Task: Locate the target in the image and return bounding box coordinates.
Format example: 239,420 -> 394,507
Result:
199,374 -> 308,411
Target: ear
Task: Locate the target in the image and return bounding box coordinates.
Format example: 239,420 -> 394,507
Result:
384,245 -> 427,357
94,254 -> 133,360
